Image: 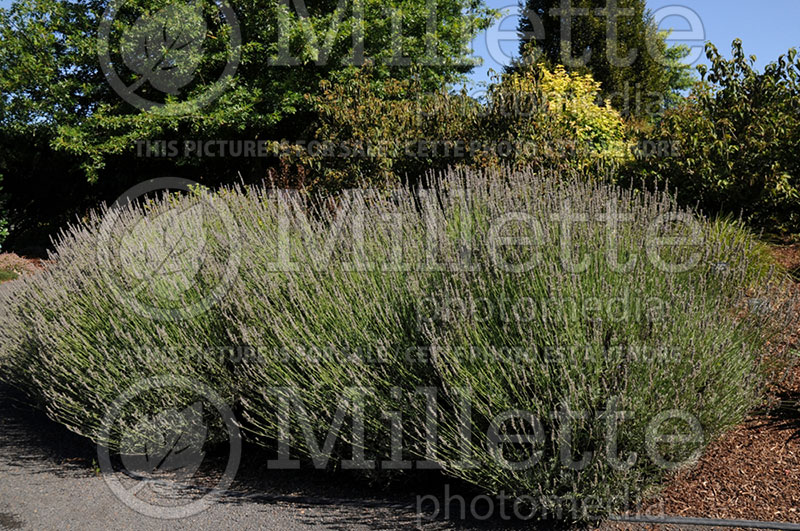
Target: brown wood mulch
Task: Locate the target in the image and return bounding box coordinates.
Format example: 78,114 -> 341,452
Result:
771,244 -> 800,280
603,245 -> 800,530
645,366 -> 800,524
0,252 -> 47,280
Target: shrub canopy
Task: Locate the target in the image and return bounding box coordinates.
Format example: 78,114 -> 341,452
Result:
290,60 -> 631,188
634,40 -> 800,235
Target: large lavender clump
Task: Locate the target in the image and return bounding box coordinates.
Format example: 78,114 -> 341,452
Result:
0,166 -> 792,519
226,167 -> 791,512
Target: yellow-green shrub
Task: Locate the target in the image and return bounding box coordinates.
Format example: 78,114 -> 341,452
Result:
283,62 -> 632,190
478,63 -> 632,173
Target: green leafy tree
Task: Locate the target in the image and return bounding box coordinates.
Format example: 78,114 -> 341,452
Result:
516,0 -> 693,116
1,0 -> 496,178
0,0 -> 497,249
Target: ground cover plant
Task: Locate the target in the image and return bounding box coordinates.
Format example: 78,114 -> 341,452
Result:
0,166 -> 793,522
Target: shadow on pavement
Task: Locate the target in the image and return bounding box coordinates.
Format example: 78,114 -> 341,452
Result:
0,381 -> 561,530
0,382 -> 96,478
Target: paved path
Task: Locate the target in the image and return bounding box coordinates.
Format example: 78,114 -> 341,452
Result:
0,384 -> 519,531
0,385 -> 722,531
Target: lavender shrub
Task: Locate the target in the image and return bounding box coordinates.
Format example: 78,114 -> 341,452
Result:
0,167 -> 792,519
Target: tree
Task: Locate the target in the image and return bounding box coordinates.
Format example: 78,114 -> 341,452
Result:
515,0 -> 693,116
0,0 -> 497,250
2,0 -> 497,176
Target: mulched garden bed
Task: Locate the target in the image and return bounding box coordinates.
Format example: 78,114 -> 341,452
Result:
771,243 -> 800,280
0,252 -> 47,282
605,245 -> 800,529
644,366 -> 799,524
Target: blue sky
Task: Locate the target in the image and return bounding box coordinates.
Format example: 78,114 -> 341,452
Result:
469,0 -> 800,85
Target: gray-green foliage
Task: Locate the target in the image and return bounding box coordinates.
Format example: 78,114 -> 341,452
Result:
0,192 -> 237,447
0,167 -> 792,519
225,168 -> 790,511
